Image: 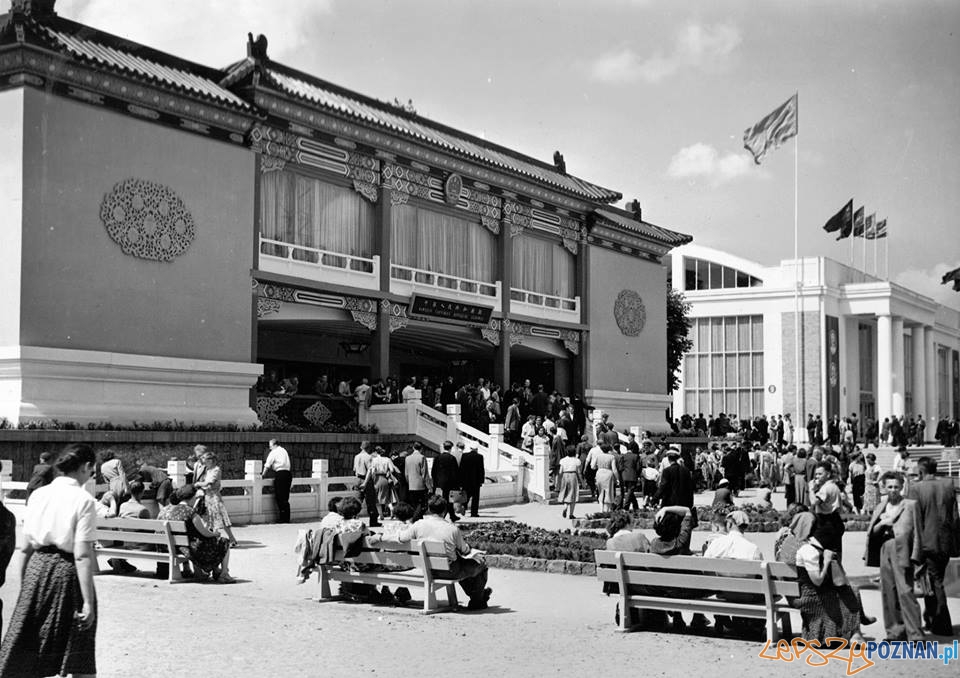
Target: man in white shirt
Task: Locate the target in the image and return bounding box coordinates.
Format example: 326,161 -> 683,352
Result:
401,377 -> 419,402
703,510 -> 764,561
352,441 -> 379,527
354,377 -> 372,426
264,438 -> 293,523
398,495 -> 491,610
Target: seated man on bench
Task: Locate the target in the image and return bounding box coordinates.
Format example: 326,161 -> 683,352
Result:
397,496 -> 492,610
702,509 -> 765,636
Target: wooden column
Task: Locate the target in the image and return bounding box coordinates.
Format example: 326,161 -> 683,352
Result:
574,241 -> 590,393
371,184 -> 391,380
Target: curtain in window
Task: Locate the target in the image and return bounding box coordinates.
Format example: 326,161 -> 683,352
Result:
390,204 -> 496,282
259,170 -> 374,260
511,233 -> 575,297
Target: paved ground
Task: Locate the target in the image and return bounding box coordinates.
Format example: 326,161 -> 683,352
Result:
2,487 -> 959,677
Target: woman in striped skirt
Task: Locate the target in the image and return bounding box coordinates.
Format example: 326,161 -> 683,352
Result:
0,443 -> 99,677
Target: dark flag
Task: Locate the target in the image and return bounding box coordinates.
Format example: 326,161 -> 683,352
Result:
852,206 -> 865,237
863,213 -> 876,238
823,199 -> 853,238
942,265 -> 960,291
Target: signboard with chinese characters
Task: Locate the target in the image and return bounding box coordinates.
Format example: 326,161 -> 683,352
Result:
410,294 -> 493,325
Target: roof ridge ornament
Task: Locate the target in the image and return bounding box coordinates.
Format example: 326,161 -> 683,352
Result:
247,32 -> 268,60
628,199 -> 642,221
10,0 -> 56,16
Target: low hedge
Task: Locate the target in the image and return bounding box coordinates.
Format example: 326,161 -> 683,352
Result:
460,520 -> 606,564
573,504 -> 871,532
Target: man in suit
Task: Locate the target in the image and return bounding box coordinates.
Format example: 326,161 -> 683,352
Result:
654,450 -> 694,513
404,441 -> 431,518
908,457 -> 959,636
617,443 -> 641,511
431,441 -> 461,522
459,442 -> 485,518
866,471 -> 923,641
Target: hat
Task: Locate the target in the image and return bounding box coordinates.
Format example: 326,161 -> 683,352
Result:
468,442 -> 478,451
727,510 -> 750,527
666,449 -> 680,460
717,478 -> 729,486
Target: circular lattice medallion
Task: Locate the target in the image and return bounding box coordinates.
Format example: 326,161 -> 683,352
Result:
613,289 -> 646,336
100,178 -> 196,261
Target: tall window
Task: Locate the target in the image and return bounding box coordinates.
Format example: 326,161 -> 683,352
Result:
259,170 -> 375,261
682,315 -> 764,418
512,233 -> 575,298
904,334 -> 914,415
858,324 -> 873,393
391,203 -> 497,282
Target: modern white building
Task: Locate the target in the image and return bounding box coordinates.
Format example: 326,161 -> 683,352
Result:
668,244 -> 960,433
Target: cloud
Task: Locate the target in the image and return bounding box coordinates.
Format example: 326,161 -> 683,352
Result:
894,262 -> 960,311
590,22 -> 741,84
57,0 -> 334,66
667,143 -> 755,185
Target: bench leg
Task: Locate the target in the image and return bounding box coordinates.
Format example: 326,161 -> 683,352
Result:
446,584 -> 458,609
168,555 -> 183,584
422,586 -> 438,614
318,567 -> 332,599
765,608 -> 777,643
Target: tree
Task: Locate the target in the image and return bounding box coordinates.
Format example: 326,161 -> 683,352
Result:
666,286 -> 693,394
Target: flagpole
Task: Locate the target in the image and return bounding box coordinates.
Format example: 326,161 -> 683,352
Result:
873,227 -> 878,276
793,133 -> 801,441
861,222 -> 866,272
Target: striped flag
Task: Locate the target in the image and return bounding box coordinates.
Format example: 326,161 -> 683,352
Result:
872,219 -> 888,239
863,213 -> 876,238
852,206 -> 865,237
743,94 -> 798,164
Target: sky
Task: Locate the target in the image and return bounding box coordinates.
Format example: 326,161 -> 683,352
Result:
55,0 -> 960,309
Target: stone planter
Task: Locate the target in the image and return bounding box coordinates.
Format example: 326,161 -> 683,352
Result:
484,554 -> 596,577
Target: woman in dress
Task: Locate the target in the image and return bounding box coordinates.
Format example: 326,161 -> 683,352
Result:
592,443 -> 619,512
0,443 -> 99,677
158,485 -> 234,582
363,446 -> 397,520
794,525 -> 866,645
863,452 -> 881,514
557,446 -> 583,519
194,449 -> 238,547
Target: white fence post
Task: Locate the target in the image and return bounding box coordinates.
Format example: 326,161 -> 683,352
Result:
167,459 -> 187,489
514,450 -> 525,502
446,404 -> 462,443
532,438 -> 550,503
407,389 -> 422,432
0,460 -> 10,497
488,423 -> 504,471
245,460 -> 264,524
630,425 -> 643,441
312,459 -> 329,516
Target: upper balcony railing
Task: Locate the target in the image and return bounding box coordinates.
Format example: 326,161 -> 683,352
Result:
258,236 -> 379,290
509,287 -> 580,323
390,264 -> 501,306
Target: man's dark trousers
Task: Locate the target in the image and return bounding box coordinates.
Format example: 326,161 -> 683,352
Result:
358,476 -> 380,525
273,469 -> 293,523
463,484 -> 481,517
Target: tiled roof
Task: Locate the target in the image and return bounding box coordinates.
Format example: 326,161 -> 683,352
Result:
594,208 -> 692,247
263,67 -> 622,203
36,23 -> 250,110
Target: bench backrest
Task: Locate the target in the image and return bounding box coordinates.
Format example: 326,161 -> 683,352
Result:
594,550 -> 800,599
95,518 -> 190,549
342,539 -> 454,576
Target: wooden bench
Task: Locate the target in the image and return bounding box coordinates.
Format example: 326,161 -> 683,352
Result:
594,550 -> 798,641
95,518 -> 191,584
318,539 -> 469,614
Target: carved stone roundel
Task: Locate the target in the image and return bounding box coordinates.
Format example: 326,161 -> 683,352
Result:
613,289 -> 646,336
100,178 -> 196,261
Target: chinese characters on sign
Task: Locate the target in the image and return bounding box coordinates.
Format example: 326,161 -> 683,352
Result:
410,295 -> 493,324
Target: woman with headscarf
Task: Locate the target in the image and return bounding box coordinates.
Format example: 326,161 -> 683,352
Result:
0,444 -> 99,677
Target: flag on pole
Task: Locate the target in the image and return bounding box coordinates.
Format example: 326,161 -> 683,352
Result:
942,265 -> 960,291
743,93 -> 798,164
822,199 -> 853,237
852,206 -> 865,237
863,213 -> 876,238
873,219 -> 888,239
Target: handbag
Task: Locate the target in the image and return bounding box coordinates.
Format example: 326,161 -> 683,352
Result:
193,493 -> 207,516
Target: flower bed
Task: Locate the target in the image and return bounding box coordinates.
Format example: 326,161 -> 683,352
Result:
572,504 -> 870,532
460,520 -> 605,564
